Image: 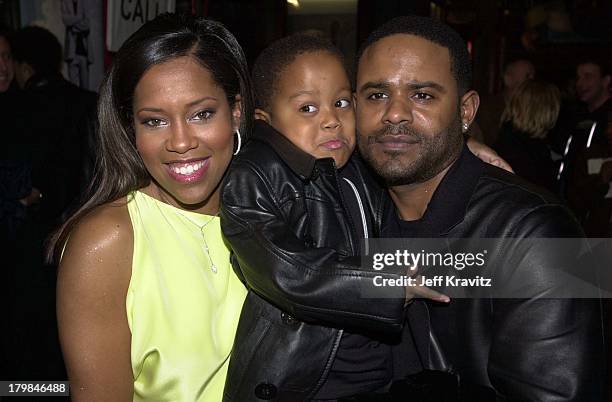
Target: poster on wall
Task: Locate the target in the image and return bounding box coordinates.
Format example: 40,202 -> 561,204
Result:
106,0 -> 176,52
19,0 -> 105,92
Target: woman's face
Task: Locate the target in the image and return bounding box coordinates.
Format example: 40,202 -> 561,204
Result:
133,56 -> 240,214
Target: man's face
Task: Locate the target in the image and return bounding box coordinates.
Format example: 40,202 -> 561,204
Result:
576,63 -> 610,107
0,36 -> 14,92
355,34 -> 466,186
503,60 -> 535,93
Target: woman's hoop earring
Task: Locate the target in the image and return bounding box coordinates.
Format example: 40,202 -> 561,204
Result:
233,130 -> 242,155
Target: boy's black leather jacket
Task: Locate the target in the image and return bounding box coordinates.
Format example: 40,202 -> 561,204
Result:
220,121 -> 408,401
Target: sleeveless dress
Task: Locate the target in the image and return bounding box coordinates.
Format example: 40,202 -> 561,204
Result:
126,190 -> 246,401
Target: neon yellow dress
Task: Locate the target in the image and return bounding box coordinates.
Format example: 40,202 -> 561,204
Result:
126,190 -> 246,402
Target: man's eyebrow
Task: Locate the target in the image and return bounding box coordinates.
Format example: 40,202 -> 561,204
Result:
358,80 -> 446,93
406,81 -> 446,93
358,81 -> 392,93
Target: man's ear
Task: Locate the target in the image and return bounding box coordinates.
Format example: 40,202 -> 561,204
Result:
254,108 -> 272,124
460,90 -> 480,131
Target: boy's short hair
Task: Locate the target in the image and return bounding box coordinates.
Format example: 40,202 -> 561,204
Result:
252,32 -> 345,110
357,15 -> 472,95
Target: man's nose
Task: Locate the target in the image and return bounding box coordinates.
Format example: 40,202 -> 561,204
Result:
382,97 -> 412,125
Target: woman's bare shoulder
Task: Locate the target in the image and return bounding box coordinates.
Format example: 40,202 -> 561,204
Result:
59,197 -> 133,289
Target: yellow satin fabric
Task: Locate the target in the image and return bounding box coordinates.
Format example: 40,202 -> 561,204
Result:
126,191 -> 246,401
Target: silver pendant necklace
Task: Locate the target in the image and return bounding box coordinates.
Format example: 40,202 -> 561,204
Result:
179,212 -> 219,274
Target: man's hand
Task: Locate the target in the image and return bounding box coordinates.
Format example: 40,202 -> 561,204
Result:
466,137 -> 514,173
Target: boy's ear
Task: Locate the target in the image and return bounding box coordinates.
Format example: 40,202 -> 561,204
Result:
254,108 -> 272,124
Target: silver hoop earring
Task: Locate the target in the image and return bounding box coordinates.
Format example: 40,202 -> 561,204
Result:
233,130 -> 242,155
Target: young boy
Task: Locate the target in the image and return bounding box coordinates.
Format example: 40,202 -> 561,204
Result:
220,34 -> 446,401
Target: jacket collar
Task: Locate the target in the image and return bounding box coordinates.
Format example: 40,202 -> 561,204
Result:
252,120 -> 318,180
421,144 -> 484,235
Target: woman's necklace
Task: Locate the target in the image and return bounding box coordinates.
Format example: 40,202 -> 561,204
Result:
178,212 -> 220,274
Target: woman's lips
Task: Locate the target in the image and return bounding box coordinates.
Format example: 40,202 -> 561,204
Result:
165,158 -> 210,183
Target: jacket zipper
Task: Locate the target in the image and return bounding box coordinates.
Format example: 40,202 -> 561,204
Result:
342,177 -> 370,255
308,174 -> 369,398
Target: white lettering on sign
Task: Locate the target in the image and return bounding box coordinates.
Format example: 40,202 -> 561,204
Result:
107,0 -> 175,51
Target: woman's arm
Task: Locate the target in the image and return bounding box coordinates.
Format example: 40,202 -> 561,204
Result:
57,202 -> 134,402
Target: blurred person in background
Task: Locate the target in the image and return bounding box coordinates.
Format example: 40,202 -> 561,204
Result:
551,58 -> 612,194
473,58 -> 535,146
12,25 -> 97,227
3,25 -> 97,381
567,110 -> 612,237
0,26 -> 30,240
495,79 -> 560,193
576,58 -> 612,118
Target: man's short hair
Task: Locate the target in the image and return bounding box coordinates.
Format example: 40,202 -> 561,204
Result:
357,15 -> 472,95
577,57 -> 611,78
252,32 -> 346,110
12,26 -> 62,77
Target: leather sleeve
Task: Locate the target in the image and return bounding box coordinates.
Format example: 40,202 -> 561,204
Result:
220,159 -> 406,333
487,205 -> 605,401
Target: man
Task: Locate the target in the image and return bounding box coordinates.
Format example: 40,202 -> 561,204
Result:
576,59 -> 611,116
11,25 -> 97,225
4,26 -> 97,380
475,58 -> 535,146
553,59 -> 612,192
355,16 -> 604,400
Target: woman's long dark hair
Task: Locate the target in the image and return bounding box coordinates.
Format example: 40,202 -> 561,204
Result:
47,13 -> 253,263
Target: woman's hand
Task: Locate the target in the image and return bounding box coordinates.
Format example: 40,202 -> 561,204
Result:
404,266 -> 450,305
466,137 -> 514,173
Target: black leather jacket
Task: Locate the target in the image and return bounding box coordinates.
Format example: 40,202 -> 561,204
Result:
220,121 -> 408,401
384,147 -> 606,401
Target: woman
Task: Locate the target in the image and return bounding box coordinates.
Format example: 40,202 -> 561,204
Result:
49,13 -> 252,401
495,79 -> 560,193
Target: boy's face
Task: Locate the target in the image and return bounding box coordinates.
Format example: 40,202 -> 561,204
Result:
264,51 -> 355,168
